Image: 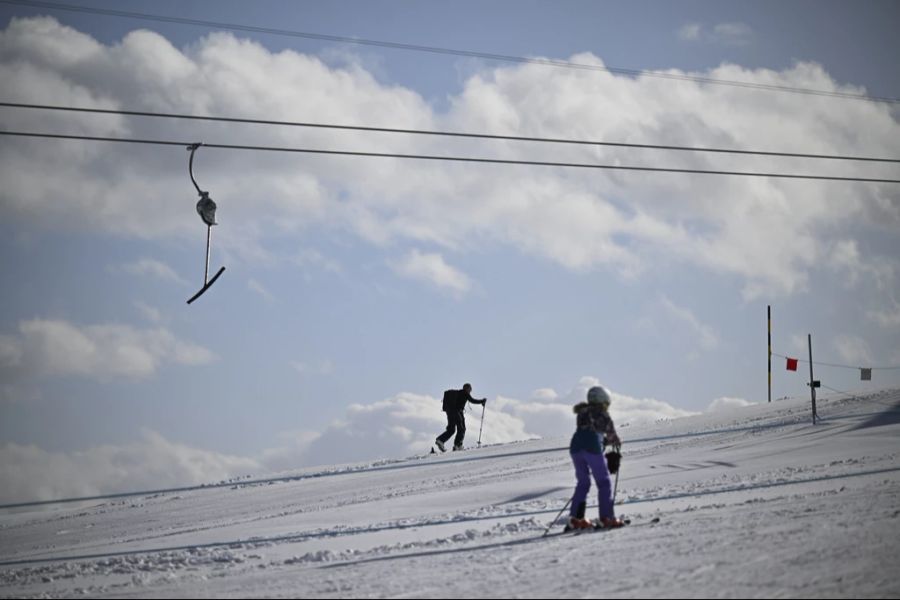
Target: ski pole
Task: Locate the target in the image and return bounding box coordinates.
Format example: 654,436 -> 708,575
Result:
612,444 -> 621,504
543,497 -> 572,537
477,403 -> 486,447
613,468 -> 620,505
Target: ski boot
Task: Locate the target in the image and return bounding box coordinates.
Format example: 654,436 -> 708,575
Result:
596,516 -> 626,529
564,517 -> 593,532
435,439 -> 446,453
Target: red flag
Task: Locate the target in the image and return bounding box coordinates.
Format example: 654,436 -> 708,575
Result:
786,357 -> 799,371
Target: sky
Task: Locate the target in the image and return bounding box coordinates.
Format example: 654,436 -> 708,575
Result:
0,0 -> 898,503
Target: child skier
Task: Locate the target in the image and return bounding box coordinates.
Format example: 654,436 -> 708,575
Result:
566,385 -> 625,530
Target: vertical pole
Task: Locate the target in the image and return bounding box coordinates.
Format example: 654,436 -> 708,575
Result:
477,404 -> 485,447
204,225 -> 212,285
808,334 -> 817,425
613,462 -> 620,504
768,305 -> 772,403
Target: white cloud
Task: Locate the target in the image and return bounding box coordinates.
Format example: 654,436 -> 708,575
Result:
827,239 -> 896,291
678,23 -> 702,42
679,22 -> 754,46
0,429 -> 260,505
491,395 -> 573,440
1,16 -> 897,299
823,240 -> 900,329
0,318 -> 215,381
134,301 -> 164,323
272,392 -> 469,467
1,377 -> 698,500
789,334 -> 808,354
529,387 -> 559,403
260,376 -> 697,470
832,334 -> 875,366
712,22 -> 754,45
119,258 -> 189,287
292,249 -> 343,275
0,334 -> 24,368
505,376 -> 701,437
391,249 -> 472,295
259,429 -> 322,473
247,278 -> 276,302
660,296 -> 719,350
868,302 -> 900,328
556,376 -> 700,424
290,359 -> 334,377
708,396 -> 757,412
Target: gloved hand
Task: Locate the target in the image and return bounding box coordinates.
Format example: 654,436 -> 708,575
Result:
605,449 -> 622,474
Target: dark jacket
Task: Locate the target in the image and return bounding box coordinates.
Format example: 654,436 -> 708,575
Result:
569,402 -> 619,454
442,388 -> 487,412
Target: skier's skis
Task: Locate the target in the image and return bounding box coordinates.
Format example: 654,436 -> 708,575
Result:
431,444 -> 478,455
554,516 -> 660,537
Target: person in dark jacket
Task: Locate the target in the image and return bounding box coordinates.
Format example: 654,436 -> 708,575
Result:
567,385 -> 624,529
435,383 -> 487,452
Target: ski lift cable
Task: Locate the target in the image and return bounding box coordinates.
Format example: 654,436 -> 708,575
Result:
2,130 -> 899,184
2,0 -> 899,104
772,352 -> 900,371
1,102 -> 897,164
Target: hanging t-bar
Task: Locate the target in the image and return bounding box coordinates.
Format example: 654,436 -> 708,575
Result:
186,143 -> 225,304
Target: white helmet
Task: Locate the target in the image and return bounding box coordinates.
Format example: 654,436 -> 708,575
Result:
586,386 -> 611,406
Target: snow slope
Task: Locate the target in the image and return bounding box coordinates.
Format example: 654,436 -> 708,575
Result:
2,389 -> 899,598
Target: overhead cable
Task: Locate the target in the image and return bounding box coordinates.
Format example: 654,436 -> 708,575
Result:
2,102 -> 898,164
773,352 -> 900,371
2,130 -> 899,183
2,0 -> 898,104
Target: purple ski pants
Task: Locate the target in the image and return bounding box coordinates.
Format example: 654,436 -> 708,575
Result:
569,450 -> 615,520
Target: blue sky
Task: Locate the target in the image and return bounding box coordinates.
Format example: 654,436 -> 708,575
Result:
1,0 -> 898,502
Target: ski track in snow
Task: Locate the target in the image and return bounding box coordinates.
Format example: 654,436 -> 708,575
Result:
1,390 -> 899,598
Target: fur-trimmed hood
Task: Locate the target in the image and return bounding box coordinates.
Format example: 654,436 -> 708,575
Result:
573,401 -> 607,414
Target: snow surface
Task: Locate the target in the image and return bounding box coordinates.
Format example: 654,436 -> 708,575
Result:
2,389 -> 899,598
